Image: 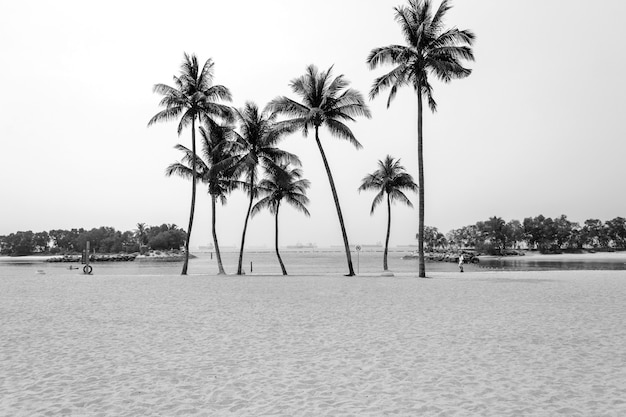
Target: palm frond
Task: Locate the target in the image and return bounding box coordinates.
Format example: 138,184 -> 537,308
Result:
176,109 -> 195,135
394,3 -> 419,47
370,190 -> 385,214
430,0 -> 452,34
366,45 -> 410,69
360,155 -> 417,213
152,83 -> 179,96
358,173 -> 382,192
165,162 -> 194,181
431,28 -> 476,50
285,194 -> 311,217
147,107 -> 184,127
369,64 -> 411,102
198,57 -> 215,89
251,196 -> 274,216
267,96 -> 310,118
389,189 -> 414,207
324,119 -> 362,149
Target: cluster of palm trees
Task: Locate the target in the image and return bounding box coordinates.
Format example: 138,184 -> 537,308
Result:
149,0 -> 474,277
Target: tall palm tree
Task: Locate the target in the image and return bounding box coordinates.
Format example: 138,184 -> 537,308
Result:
230,102 -> 299,275
359,155 -> 417,271
148,53 -> 233,275
135,222 -> 147,252
269,65 -> 371,276
367,0 -> 474,277
252,164 -> 310,275
165,122 -> 238,275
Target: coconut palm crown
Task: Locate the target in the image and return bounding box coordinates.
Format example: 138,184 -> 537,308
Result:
230,101 -> 300,275
148,53 -> 233,275
165,121 -> 238,275
252,163 -> 310,275
269,64 -> 371,276
359,155 -> 417,271
367,0 -> 474,277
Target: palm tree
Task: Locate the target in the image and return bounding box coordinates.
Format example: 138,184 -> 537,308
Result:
367,0 -> 474,277
148,53 -> 233,275
252,163 -> 310,275
230,102 -> 299,275
165,121 -> 238,275
359,156 -> 417,271
135,223 -> 147,252
269,65 -> 371,276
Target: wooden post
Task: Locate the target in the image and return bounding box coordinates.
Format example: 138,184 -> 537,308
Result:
83,241 -> 92,274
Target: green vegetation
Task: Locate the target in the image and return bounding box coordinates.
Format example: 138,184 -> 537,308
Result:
0,224 -> 186,256
359,156 -> 417,271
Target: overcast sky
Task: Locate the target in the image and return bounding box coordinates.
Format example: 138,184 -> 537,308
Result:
1,0 -> 625,249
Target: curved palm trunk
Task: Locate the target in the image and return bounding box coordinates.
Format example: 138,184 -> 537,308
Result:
274,202 -> 287,275
211,194 -> 226,275
384,193 -> 391,271
237,173 -> 254,275
314,127 -> 355,276
181,117 -> 197,275
417,91 -> 426,278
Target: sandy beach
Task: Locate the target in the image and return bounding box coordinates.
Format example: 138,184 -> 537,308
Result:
1,270 -> 625,416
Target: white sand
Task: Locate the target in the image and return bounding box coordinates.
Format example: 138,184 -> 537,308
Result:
1,270 -> 625,416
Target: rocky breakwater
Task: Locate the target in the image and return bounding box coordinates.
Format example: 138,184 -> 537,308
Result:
135,250 -> 194,262
402,250 -> 480,263
46,254 -> 138,263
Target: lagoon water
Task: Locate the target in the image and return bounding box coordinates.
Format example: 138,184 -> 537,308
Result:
2,250 -> 626,278
0,249 -> 477,277
478,252 -> 626,271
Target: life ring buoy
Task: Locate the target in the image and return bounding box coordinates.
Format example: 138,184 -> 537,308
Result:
83,265 -> 93,274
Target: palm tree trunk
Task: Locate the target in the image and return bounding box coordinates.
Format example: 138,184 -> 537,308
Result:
314,127 -> 355,276
417,90 -> 426,278
211,194 -> 226,275
181,117 -> 197,275
275,202 -> 287,275
384,193 -> 391,271
237,173 -> 254,275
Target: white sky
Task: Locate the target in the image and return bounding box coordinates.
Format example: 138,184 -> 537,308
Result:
1,0 -> 625,249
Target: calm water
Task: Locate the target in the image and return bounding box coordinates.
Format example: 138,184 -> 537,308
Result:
479,255 -> 626,271
0,250 -> 469,277
2,251 -> 626,276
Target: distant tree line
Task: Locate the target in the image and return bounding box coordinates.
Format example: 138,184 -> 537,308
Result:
0,224 -> 186,256
420,215 -> 626,255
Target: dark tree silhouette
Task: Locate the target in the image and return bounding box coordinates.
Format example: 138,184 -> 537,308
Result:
359,155 -> 417,271
230,102 -> 299,275
149,53 -> 232,275
367,0 -> 474,277
253,163 -> 310,275
269,65 -> 371,276
166,121 -> 238,275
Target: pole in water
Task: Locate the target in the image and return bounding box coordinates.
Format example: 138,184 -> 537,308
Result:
250,261 -> 253,273
83,241 -> 93,275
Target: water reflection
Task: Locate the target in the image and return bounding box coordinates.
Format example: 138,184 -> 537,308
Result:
479,257 -> 626,271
